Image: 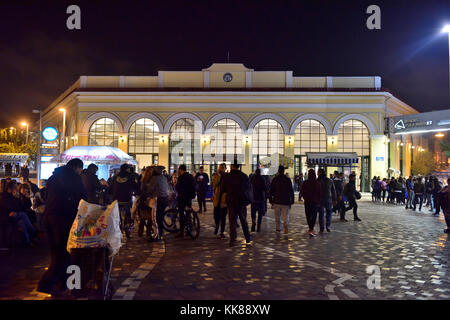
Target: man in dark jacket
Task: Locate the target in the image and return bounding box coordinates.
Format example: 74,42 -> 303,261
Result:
194,166 -> 209,213
222,162 -> 252,246
317,169 -> 337,232
344,174 -> 361,221
110,164 -> 138,204
269,166 -> 295,234
80,163 -> 102,204
250,169 -> 268,232
37,158 -> 87,296
176,165 -> 196,237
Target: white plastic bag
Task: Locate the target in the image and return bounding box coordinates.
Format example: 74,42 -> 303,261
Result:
67,200 -> 122,256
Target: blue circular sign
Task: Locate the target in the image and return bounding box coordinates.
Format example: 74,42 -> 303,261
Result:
42,127 -> 58,141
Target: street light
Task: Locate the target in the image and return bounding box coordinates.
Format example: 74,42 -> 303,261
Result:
32,109 -> 42,187
20,122 -> 29,145
442,24 -> 450,94
59,108 -> 66,153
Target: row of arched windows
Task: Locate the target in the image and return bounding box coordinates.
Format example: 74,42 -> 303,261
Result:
88,117 -> 370,158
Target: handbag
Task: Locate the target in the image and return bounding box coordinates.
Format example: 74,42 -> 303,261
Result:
355,191 -> 362,200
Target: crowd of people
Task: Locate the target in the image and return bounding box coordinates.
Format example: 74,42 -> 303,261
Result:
1,157 -> 449,297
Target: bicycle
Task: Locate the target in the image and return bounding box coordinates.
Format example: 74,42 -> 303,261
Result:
163,206 -> 200,239
118,202 -> 134,239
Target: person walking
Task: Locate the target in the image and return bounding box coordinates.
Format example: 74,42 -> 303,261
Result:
212,163 -> 228,239
194,166 -> 209,213
300,169 -> 322,237
175,165 -> 196,237
381,178 -> 387,202
405,176 -> 415,209
432,177 -> 443,216
222,162 -> 252,246
333,172 -> 347,221
80,163 -> 102,204
413,177 -> 425,211
269,166 -> 295,234
37,158 -> 87,297
297,173 -> 304,201
317,169 -> 337,233
344,173 -> 362,221
250,168 -> 268,233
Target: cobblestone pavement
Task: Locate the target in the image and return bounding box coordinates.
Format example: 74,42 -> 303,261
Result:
0,200 -> 449,300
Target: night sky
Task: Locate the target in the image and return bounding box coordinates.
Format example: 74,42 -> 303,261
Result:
0,0 -> 449,128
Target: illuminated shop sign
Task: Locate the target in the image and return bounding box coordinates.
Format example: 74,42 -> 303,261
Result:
391,109 -> 450,135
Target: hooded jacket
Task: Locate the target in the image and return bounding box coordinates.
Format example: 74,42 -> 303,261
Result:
80,168 -> 102,203
301,171 -> 322,206
44,166 -> 87,220
269,173 -> 294,206
110,171 -> 138,203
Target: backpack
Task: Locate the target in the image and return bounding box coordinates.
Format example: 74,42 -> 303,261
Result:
239,174 -> 253,207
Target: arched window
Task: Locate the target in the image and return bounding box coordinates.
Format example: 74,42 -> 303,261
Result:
128,118 -> 160,154
209,118 -> 243,161
252,119 -> 284,158
169,118 -> 202,171
337,119 -> 370,156
294,120 -> 327,155
88,117 -> 119,147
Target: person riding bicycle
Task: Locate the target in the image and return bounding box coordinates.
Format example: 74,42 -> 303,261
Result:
109,164 -> 138,231
175,165 -> 196,237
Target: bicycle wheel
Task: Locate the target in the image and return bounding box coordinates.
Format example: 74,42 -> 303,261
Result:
186,211 -> 200,239
163,208 -> 180,233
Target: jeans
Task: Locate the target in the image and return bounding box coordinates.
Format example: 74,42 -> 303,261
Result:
304,202 -> 319,230
406,190 -> 415,208
413,193 -> 423,211
197,191 -> 207,212
12,212 -> 35,245
228,205 -> 250,242
251,202 -> 265,226
345,198 -> 358,218
213,206 -> 227,234
178,198 -> 192,232
156,196 -> 168,237
319,203 -> 332,230
273,204 -> 290,231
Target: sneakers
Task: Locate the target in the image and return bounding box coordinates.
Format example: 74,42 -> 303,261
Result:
308,230 -> 316,237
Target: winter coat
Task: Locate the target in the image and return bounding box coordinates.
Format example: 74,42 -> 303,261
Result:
44,165 -> 87,220
80,169 -> 102,203
344,181 -> 357,200
318,175 -> 337,206
250,174 -> 268,203
222,169 -> 252,207
270,173 -> 295,206
176,172 -> 196,202
413,182 -> 425,194
212,172 -> 227,208
195,172 -> 209,194
301,173 -> 322,206
333,178 -> 344,197
143,174 -> 169,199
110,172 -> 138,203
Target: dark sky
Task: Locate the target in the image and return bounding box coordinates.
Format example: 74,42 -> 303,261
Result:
0,0 -> 449,128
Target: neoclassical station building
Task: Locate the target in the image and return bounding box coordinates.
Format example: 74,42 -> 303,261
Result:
42,63 -> 419,191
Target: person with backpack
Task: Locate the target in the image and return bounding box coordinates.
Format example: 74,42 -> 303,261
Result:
222,161 -> 252,246
269,166 -> 295,234
344,174 -> 362,221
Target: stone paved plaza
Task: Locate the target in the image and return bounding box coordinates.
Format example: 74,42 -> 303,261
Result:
1,199 -> 449,300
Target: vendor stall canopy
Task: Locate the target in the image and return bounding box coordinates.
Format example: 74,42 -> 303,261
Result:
306,152 -> 359,166
50,146 -> 136,165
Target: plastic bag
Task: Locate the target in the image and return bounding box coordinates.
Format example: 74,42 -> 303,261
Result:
67,200 -> 122,256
